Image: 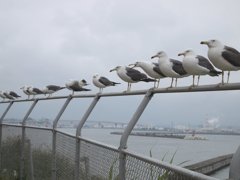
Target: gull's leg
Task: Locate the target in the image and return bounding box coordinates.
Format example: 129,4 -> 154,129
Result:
126,83 -> 130,92
157,79 -> 160,88
170,78 -> 173,88
222,71 -> 224,84
175,78 -> 178,87
72,91 -> 74,95
192,75 -> 195,86
227,71 -> 230,83
197,75 -> 200,86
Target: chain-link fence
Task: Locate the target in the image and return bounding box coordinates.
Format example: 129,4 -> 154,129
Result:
0,124 -> 217,180
2,84 -> 238,180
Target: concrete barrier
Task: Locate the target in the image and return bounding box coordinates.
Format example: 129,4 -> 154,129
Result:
185,154 -> 233,175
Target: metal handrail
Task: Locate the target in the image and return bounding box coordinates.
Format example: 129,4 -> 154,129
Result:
1,82 -> 240,104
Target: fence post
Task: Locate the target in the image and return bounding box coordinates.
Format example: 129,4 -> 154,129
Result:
75,94 -> 101,180
51,96 -> 72,180
26,139 -> 34,180
229,145 -> 240,179
0,102 -> 14,171
118,90 -> 154,180
20,100 -> 38,180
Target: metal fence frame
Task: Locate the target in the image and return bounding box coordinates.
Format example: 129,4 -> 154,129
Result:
1,83 -> 240,180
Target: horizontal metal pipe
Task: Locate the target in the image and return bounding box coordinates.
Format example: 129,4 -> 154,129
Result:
2,123 -> 52,131
1,83 -> 240,104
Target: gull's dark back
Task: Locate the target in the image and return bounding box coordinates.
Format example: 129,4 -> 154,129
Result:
170,59 -> 187,75
222,46 -> 240,67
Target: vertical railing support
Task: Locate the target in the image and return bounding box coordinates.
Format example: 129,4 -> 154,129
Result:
75,94 -> 101,180
229,145 -> 240,179
0,102 -> 14,171
26,139 -> 34,180
51,96 -> 72,180
20,100 -> 38,180
118,90 -> 154,180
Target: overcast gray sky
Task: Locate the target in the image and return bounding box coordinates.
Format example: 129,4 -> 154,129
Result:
0,0 -> 240,128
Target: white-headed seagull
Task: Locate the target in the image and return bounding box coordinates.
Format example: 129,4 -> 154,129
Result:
110,66 -> 156,91
151,51 -> 188,87
65,79 -> 91,95
42,85 -> 65,97
92,74 -> 120,93
201,39 -> 240,84
129,61 -> 166,88
178,50 -> 221,86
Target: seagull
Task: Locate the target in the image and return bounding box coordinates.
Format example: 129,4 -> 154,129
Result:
178,50 -> 221,86
28,87 -> 44,98
151,51 -> 188,87
92,74 -> 120,93
2,91 -> 15,100
65,79 -> 91,95
129,61 -> 166,88
0,91 -> 7,101
201,39 -> 240,84
110,66 -> 156,91
42,85 -> 66,97
20,86 -> 31,99
9,91 -> 21,99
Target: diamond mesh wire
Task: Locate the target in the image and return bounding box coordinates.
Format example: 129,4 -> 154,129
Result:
1,125 -> 22,178
125,153 -> 194,180
56,132 -> 76,180
79,139 -> 119,180
25,127 -> 52,180
1,125 -> 214,180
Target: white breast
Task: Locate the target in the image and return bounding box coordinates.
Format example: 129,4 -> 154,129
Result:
117,68 -> 136,83
159,62 -> 180,78
93,78 -> 106,88
183,57 -> 209,75
140,63 -> 162,79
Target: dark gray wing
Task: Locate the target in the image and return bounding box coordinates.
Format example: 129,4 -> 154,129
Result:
152,63 -> 166,77
197,55 -> 215,70
99,77 -> 112,86
47,85 -> 64,91
170,59 -> 187,76
9,91 -> 21,97
33,88 -> 43,94
126,67 -> 148,81
225,46 -> 240,54
69,82 -> 81,91
3,93 -> 14,99
126,67 -> 142,74
73,87 -> 91,91
222,46 -> 240,67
